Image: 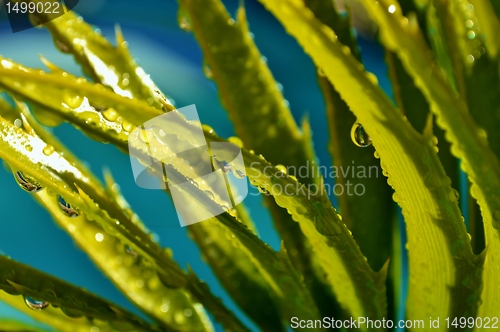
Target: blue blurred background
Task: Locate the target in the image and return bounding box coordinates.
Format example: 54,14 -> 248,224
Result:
0,0 -> 392,330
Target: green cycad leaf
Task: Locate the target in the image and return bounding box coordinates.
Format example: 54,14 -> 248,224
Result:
357,0 -> 499,320
0,256 -> 157,332
257,0 -> 481,324
305,0 -> 393,272
177,0 -> 336,318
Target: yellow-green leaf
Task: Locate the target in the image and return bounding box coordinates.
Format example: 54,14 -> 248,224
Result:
257,0 -> 480,325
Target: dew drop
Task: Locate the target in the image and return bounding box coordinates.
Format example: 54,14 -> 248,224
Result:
42,145 -> 55,156
234,169 -> 246,179
57,196 -> 80,218
212,156 -> 231,173
448,189 -> 460,202
184,308 -> 193,317
350,123 -> 372,147
341,45 -> 351,55
13,118 -> 22,128
317,68 -> 326,77
122,120 -> 134,132
366,72 -> 378,85
125,245 -> 137,257
204,190 -> 215,200
14,171 -> 42,192
24,296 -> 49,311
174,310 -> 187,324
228,136 -> 243,148
276,165 -> 287,175
202,124 -> 214,134
203,62 -> 213,79
102,108 -> 118,122
25,144 -> 33,152
178,16 -> 192,31
227,18 -> 235,25
63,94 -> 83,109
257,186 -> 269,194
388,4 -> 396,13
55,40 -> 70,53
61,307 -> 83,318
138,129 -> 151,144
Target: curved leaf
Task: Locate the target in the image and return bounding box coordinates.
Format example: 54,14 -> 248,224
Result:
256,0 -> 480,325
358,0 -> 500,320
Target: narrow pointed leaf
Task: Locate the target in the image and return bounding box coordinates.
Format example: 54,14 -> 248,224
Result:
358,0 -> 500,319
257,0 -> 480,324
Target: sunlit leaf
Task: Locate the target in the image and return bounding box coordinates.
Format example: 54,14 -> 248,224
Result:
358,0 -> 497,320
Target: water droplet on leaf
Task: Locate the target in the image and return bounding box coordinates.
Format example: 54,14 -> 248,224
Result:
58,196 -> 80,218
276,165 -> 287,175
24,296 -> 49,311
43,145 -> 55,156
351,123 -> 372,147
55,40 -> 70,53
125,245 -> 137,257
212,156 -> 231,173
14,171 -> 42,192
203,62 -> 213,79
